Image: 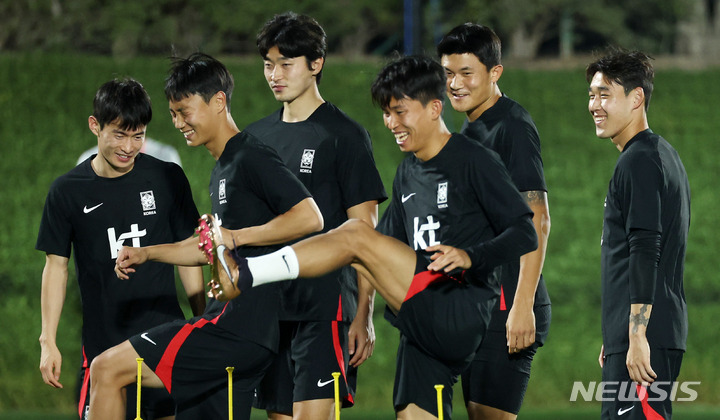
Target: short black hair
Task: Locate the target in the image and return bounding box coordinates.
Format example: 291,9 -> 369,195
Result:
93,78 -> 152,131
165,52 -> 234,111
256,12 -> 327,84
586,47 -> 655,111
437,23 -> 501,69
371,55 -> 446,110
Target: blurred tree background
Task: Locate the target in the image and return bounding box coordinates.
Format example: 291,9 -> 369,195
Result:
3,0 -> 720,62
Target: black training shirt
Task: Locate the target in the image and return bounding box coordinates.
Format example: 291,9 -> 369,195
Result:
461,95 -> 551,331
245,102 -> 387,321
378,133 -> 535,290
601,129 -> 690,354
204,132 -> 312,351
36,154 -> 199,362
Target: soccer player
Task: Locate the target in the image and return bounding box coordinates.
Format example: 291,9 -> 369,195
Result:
437,23 -> 551,419
87,53 -> 323,420
203,55 -> 538,419
36,78 -> 205,420
588,49 -> 690,420
245,12 -> 386,420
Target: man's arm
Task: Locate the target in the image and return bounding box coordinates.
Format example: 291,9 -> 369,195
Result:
627,303 -> 657,383
225,197 -> 323,247
625,229 -> 661,383
463,215 -> 538,273
39,254 -> 69,389
177,266 -> 206,316
426,214 -> 538,274
116,235 -> 207,278
117,198 -> 323,277
346,200 -> 379,367
507,190 -> 550,353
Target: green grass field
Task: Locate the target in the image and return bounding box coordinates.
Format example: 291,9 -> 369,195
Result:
1,52 -> 718,417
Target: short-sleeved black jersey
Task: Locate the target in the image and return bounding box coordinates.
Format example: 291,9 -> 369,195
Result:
601,129 -> 690,354
461,95 -> 546,193
244,102 -> 387,321
461,94 -> 551,321
203,132 -> 312,350
378,133 -> 534,290
36,154 -> 199,362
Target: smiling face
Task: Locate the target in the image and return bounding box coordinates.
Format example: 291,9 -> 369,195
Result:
168,93 -> 219,148
441,53 -> 502,121
588,72 -> 644,149
89,117 -> 145,178
382,97 -> 441,161
263,46 -> 322,104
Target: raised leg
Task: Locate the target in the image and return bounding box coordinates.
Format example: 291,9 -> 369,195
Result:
201,216 -> 419,312
291,219 -> 417,311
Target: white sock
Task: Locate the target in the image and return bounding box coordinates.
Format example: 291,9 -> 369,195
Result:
246,246 -> 299,286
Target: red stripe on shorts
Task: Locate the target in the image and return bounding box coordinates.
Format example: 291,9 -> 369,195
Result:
331,296 -> 353,404
499,285 -> 507,311
155,303 -> 228,393
404,270 -> 448,302
78,346 -> 90,418
636,384 -> 664,419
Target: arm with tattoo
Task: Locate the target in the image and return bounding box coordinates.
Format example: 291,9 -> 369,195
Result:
630,303 -> 651,334
506,190 -> 550,353
627,303 -> 657,383
516,190 -> 550,291
624,229 -> 661,381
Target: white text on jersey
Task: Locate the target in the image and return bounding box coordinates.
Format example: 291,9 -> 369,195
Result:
413,216 -> 440,250
108,224 -> 147,259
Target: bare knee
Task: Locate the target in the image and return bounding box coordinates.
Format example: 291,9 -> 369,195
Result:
467,402 -> 517,420
90,353 -> 117,387
89,343 -> 137,388
266,412 -> 292,420
335,219 -> 379,252
292,399 -> 334,420
337,218 -> 375,234
397,404 -> 438,420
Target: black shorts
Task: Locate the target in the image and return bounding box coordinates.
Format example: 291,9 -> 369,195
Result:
392,333 -> 460,418
385,265 -> 496,417
462,304 -> 551,414
601,348 -> 684,420
76,366 -> 174,420
130,316 -> 274,420
254,320 -> 357,414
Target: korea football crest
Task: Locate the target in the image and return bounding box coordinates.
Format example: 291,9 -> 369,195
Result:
300,149 -> 315,173
140,190 -> 157,215
437,182 -> 448,208
218,179 -> 227,205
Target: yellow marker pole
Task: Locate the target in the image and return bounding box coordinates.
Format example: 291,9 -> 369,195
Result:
226,367 -> 234,420
135,358 -> 144,420
434,384 -> 444,420
332,372 -> 341,420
